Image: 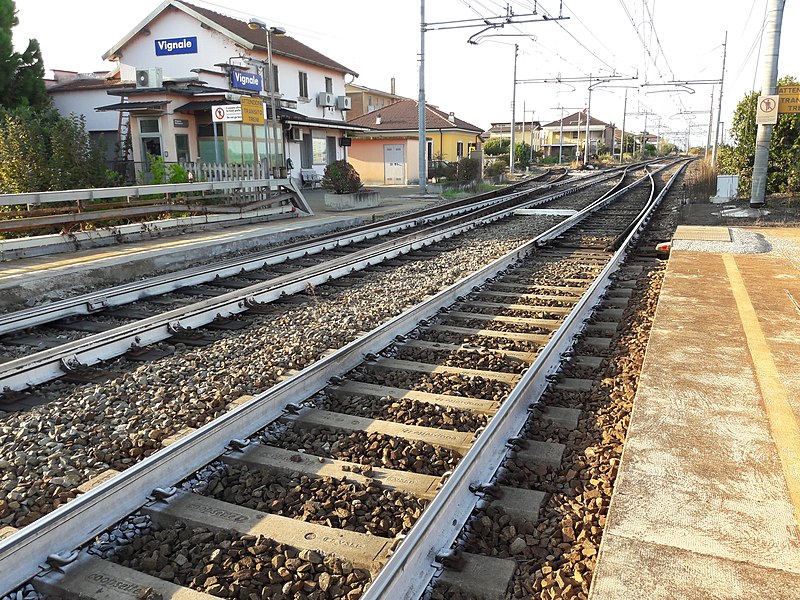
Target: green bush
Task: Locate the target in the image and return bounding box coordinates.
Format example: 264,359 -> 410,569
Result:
483,137 -> 510,156
322,160 -> 363,194
485,160 -> 508,177
456,157 -> 480,182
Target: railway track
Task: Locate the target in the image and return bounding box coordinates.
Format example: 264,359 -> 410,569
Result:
0,159 -> 689,599
0,166 -> 637,396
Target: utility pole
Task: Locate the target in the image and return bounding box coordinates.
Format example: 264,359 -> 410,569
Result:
706,87 -> 715,159
641,112 -> 648,159
751,0 -> 786,208
620,89 -> 627,162
510,44 -> 518,174
711,32 -> 727,164
583,74 -> 592,165
418,0 -> 426,194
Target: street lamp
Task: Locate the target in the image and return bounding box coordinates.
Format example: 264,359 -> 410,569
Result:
248,18 -> 285,180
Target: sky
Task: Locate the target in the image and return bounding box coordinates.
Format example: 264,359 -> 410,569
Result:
12,0 -> 799,149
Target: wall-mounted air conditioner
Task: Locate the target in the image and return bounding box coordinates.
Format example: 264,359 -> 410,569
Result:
336,96 -> 352,110
290,127 -> 303,141
135,67 -> 163,88
317,92 -> 335,107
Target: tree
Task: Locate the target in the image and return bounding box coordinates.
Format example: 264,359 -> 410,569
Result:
622,134 -> 636,154
0,0 -> 48,110
484,137 -> 510,156
514,141 -> 531,168
718,75 -> 800,195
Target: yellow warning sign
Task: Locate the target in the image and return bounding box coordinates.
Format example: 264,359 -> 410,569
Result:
240,96 -> 265,125
777,86 -> 800,114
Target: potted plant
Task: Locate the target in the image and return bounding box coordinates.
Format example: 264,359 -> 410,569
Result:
322,160 -> 380,211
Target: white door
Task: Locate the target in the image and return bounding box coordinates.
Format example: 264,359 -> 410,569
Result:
384,144 -> 404,184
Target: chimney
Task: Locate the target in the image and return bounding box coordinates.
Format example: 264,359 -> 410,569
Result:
376,114 -> 382,125
448,112 -> 455,123
390,77 -> 396,95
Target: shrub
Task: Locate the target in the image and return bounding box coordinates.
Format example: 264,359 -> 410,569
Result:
456,157 -> 480,182
322,160 -> 363,194
485,160 -> 507,177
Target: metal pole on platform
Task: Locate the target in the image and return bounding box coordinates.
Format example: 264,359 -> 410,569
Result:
750,0 -> 786,208
711,32 -> 727,165
418,0 -> 427,194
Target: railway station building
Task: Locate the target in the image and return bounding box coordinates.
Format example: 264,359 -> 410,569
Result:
47,0 -> 367,183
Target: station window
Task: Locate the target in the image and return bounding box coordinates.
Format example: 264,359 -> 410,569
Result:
298,72 -> 309,99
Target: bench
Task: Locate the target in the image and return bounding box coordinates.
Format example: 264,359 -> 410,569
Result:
300,169 -> 322,189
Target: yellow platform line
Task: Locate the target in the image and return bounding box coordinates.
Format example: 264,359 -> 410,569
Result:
723,253 -> 800,528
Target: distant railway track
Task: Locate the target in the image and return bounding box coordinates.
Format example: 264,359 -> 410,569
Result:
0,159 -> 689,599
0,167 -> 631,395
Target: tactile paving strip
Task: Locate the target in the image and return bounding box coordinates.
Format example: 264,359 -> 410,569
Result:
672,226 -> 732,242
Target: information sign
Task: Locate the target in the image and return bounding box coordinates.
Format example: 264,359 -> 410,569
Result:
230,70 -> 263,92
212,105 -> 242,123
756,95 -> 779,125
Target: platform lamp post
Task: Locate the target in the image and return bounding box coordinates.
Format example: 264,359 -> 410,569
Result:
248,18 -> 285,180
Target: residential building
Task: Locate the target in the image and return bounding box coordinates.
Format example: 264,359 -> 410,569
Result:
346,99 -> 484,185
48,0 -> 367,181
46,70 -> 132,163
540,111 -> 615,160
345,81 -> 407,119
483,121 -> 543,150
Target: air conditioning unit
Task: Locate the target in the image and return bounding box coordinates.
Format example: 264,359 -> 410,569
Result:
135,67 -> 163,89
336,95 -> 352,110
289,127 -> 303,141
317,92 -> 335,107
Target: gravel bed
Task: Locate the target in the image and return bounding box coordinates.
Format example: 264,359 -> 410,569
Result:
349,369 -> 512,402
318,392 -> 488,432
393,346 -> 527,375
109,522 -> 372,599
419,330 -> 542,353
444,318 -> 552,335
199,463 -> 425,537
0,215 -> 557,529
266,426 -> 461,477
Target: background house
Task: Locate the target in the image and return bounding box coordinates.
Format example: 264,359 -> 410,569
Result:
540,111 -> 615,160
345,81 -> 407,119
483,121 -> 542,151
346,99 -> 484,185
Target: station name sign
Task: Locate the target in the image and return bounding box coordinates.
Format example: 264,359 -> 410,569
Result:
230,70 -> 263,92
155,36 -> 198,56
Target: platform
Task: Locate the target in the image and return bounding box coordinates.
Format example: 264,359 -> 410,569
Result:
0,187 -> 438,310
590,226 -> 800,599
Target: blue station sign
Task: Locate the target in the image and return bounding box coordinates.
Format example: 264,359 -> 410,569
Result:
155,36 -> 198,56
230,70 -> 263,92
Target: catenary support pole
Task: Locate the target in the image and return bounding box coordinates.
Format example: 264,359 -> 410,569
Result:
510,44 -> 518,175
620,89 -> 627,163
418,0 -> 427,194
750,0 -> 786,208
705,86 -> 714,159
583,74 -> 592,166
558,106 -> 564,165
711,32 -> 727,165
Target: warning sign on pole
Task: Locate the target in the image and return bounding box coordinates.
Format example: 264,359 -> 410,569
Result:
777,86 -> 800,114
240,97 -> 265,125
756,95 -> 779,125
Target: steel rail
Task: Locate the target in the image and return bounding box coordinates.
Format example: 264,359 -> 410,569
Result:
0,164 -> 651,594
362,160 -> 689,600
0,171 -> 581,336
0,169 -> 629,393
